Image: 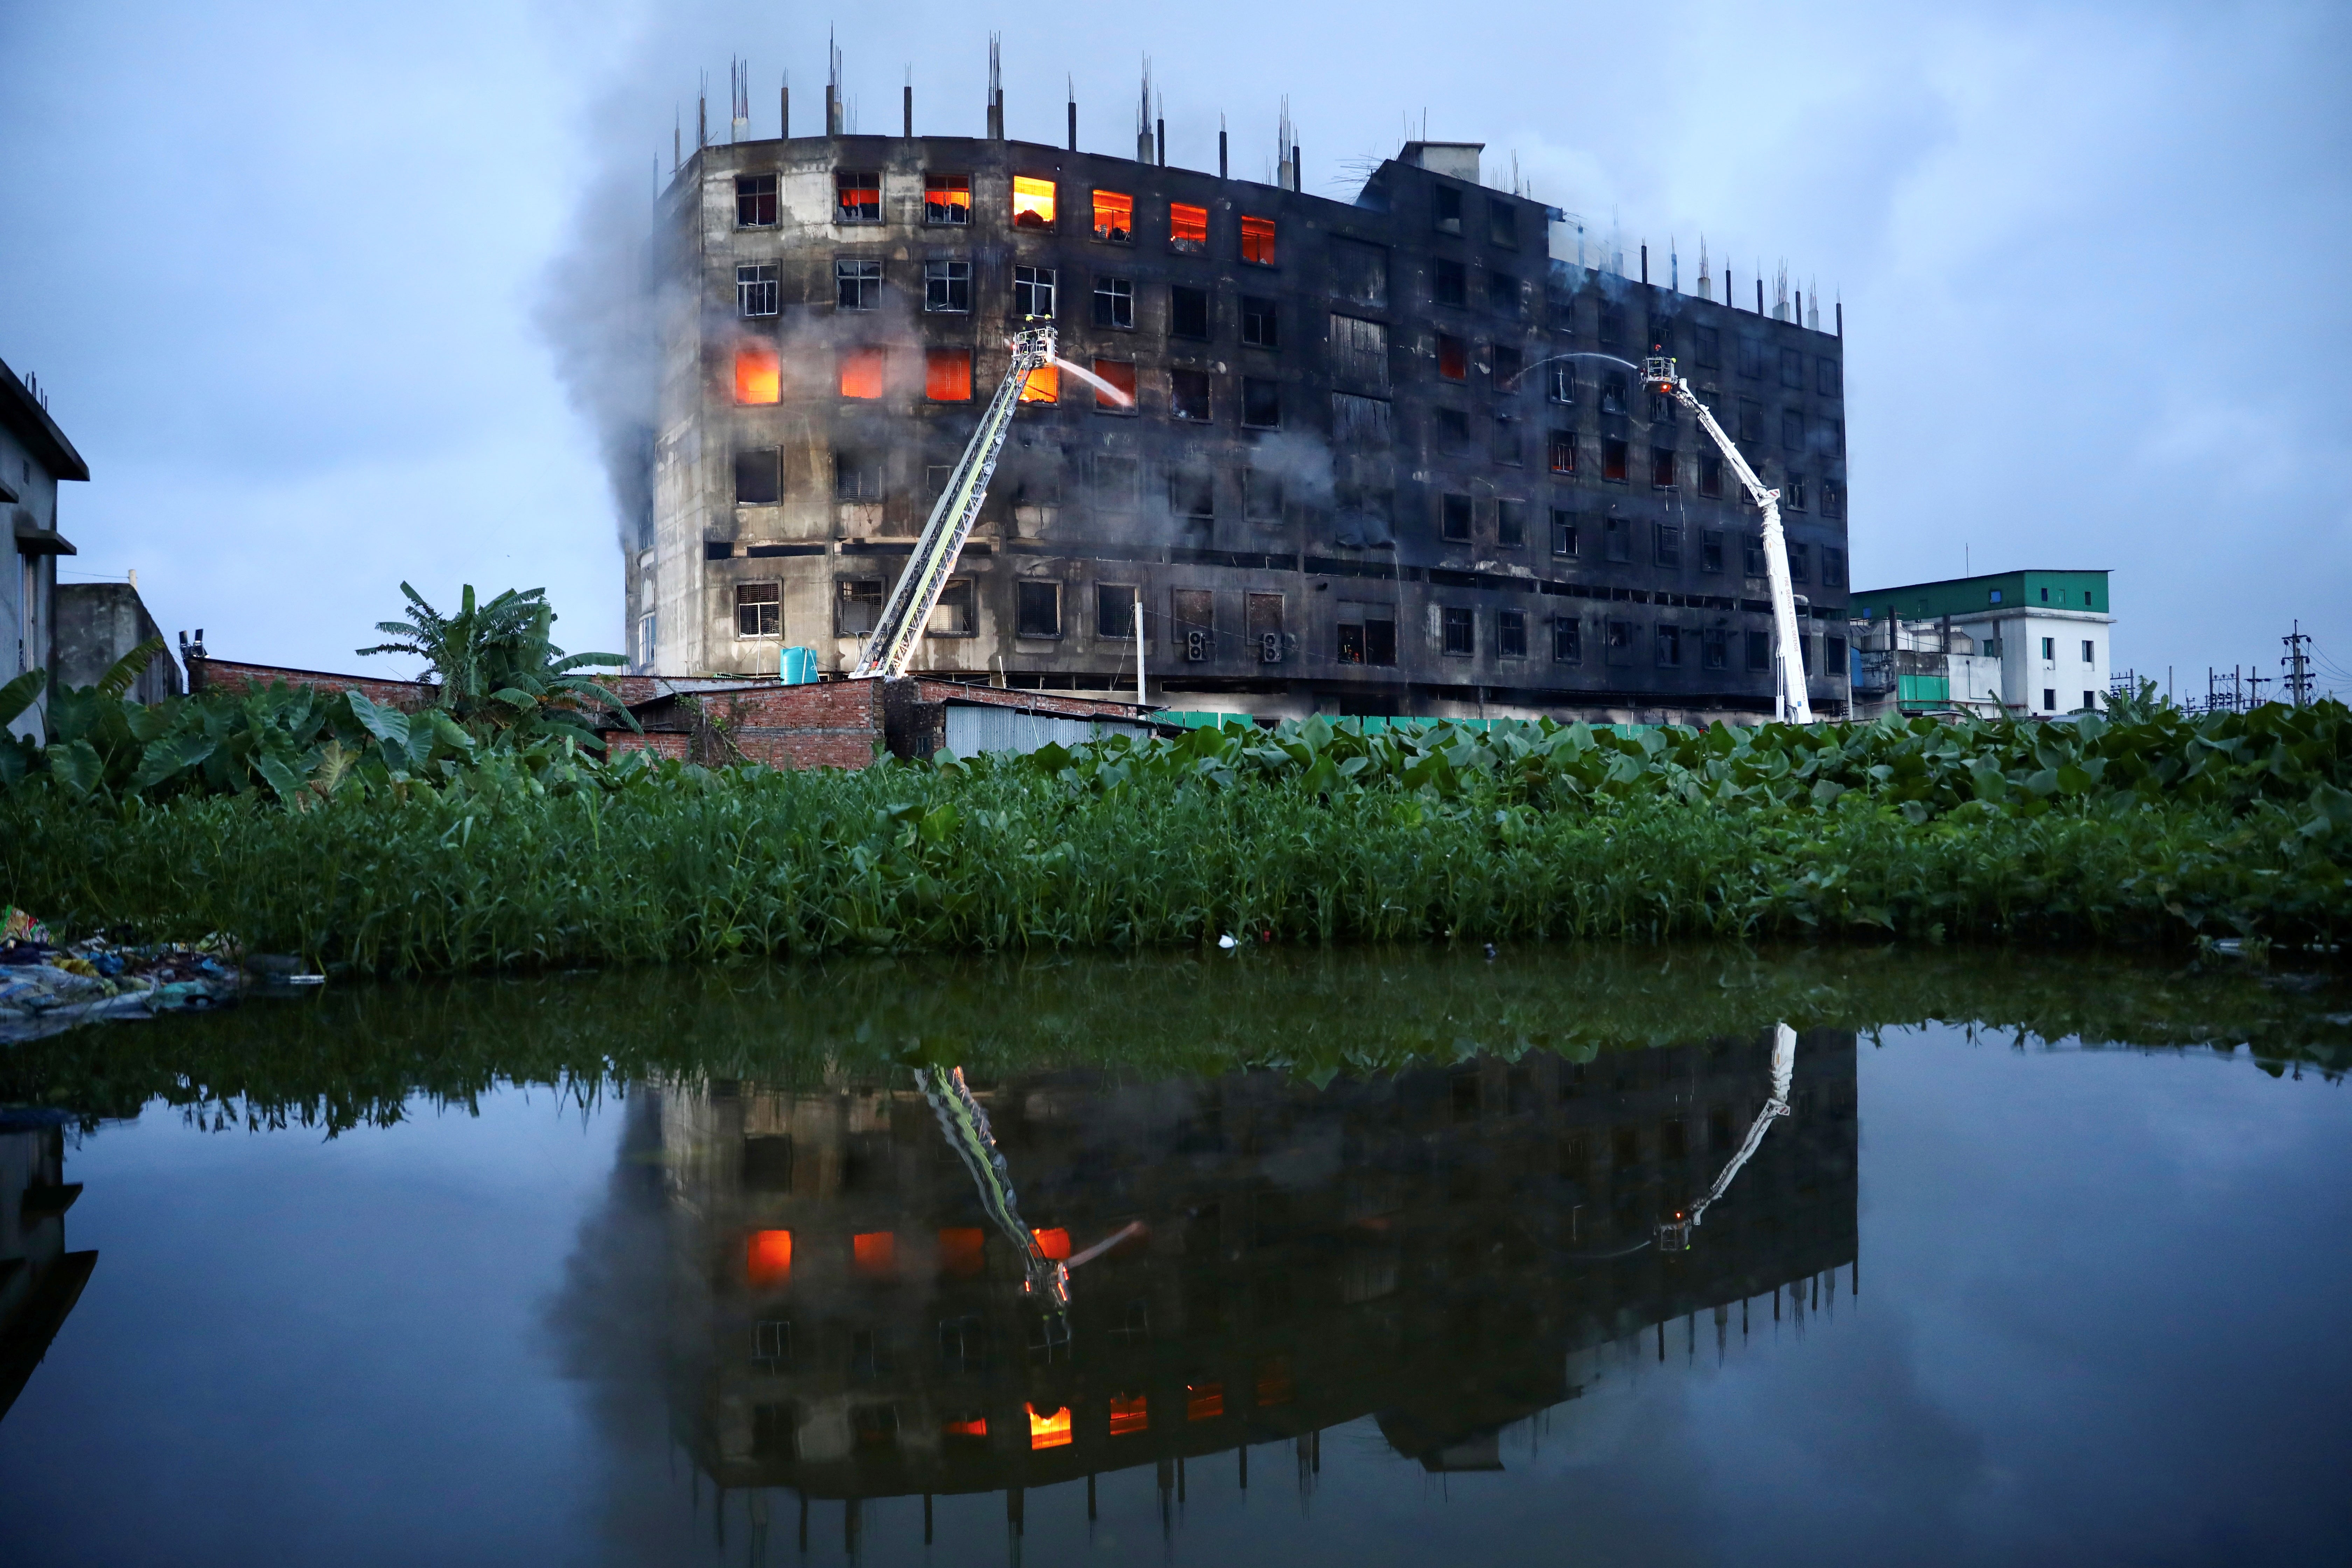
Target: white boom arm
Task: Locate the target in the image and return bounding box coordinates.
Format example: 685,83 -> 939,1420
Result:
1656,1022 -> 1796,1251
1644,357 -> 1813,724
850,327 -> 1059,681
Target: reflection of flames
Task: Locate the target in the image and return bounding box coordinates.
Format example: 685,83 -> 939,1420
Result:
1241,215 -> 1277,265
1108,1393 -> 1149,1435
734,345 -> 779,405
851,1230 -> 896,1276
1026,1403 -> 1073,1449
1030,1226 -> 1071,1260
1091,190 -> 1132,242
1169,202 -> 1208,248
745,1228 -> 792,1286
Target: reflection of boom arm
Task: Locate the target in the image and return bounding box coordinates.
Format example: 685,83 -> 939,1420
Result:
1656,1022 -> 1796,1251
916,1064 -> 1071,1309
1643,357 -> 1813,724
850,328 -> 1059,681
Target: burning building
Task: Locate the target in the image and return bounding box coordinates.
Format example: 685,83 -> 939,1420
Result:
638,102 -> 1852,723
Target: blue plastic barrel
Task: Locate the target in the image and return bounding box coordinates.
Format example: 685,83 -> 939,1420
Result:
779,646 -> 818,685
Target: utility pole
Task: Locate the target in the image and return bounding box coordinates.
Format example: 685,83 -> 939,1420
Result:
2248,669 -> 2271,707
2283,620 -> 2314,706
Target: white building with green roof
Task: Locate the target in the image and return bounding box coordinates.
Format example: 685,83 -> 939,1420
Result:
1850,570 -> 2112,718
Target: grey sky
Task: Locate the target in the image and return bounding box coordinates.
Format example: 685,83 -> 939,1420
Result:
4,0 -> 2346,697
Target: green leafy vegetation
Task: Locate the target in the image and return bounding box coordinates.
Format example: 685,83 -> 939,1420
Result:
2,698 -> 2346,974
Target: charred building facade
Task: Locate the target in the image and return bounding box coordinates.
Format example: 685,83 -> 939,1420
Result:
642,125 -> 1853,722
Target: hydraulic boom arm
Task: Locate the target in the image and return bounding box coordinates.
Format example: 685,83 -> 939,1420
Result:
850,327 -> 1060,681
1643,357 -> 1813,724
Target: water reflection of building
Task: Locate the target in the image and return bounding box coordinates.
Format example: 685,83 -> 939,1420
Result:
0,1115 -> 97,1422
652,1031 -> 1856,1527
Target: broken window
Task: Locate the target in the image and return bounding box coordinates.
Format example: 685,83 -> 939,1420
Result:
1491,413 -> 1521,465
736,174 -> 778,227
1604,516 -> 1631,562
1553,616 -> 1582,663
1240,377 -> 1281,429
1244,467 -> 1283,523
1092,358 -> 1136,411
833,451 -> 882,500
734,448 -> 780,505
1435,407 -> 1471,450
836,258 -> 882,310
927,580 -> 974,636
1170,466 -> 1215,520
1656,624 -> 1683,667
1093,274 -> 1135,328
1239,215 -> 1276,265
1432,257 -> 1467,308
1330,238 -> 1388,307
1170,285 -> 1210,340
924,348 -> 972,401
1497,499 -> 1526,547
836,579 -> 884,636
1013,265 -> 1056,319
1605,619 -> 1633,664
1441,493 -> 1472,542
1695,326 -> 1721,368
1821,480 -> 1844,518
1492,343 -> 1522,391
1096,583 -> 1138,638
1018,362 -> 1057,403
924,173 -> 971,224
1818,358 -> 1841,396
1737,338 -> 1761,379
1241,296 -> 1279,349
1548,360 -> 1576,403
1782,409 -> 1804,449
1092,189 -> 1133,242
1647,390 -> 1676,424
1601,437 -> 1629,482
1171,368 -> 1211,421
1171,588 -> 1214,651
835,170 -> 881,223
923,259 -> 971,313
1551,510 -> 1578,557
1489,201 -> 1517,247
1701,529 -> 1724,573
734,581 -> 781,638
1598,303 -> 1624,349
1825,547 -> 1847,588
1436,333 -> 1468,382
1780,346 -> 1804,388
1015,580 -> 1062,637
1433,185 -> 1463,234
1168,201 -> 1208,253
1699,453 -> 1724,498
1787,541 -> 1811,583
1654,522 -> 1681,567
1247,593 -> 1284,662
1333,391 -> 1391,447
1093,453 -> 1141,507
1489,270 -> 1519,318
1498,608 -> 1528,657
1548,431 -> 1577,474
736,263 -> 778,317
1336,602 -> 1398,666
1329,315 -> 1388,393
1784,473 -> 1807,511
1746,629 -> 1770,670
838,347 -> 884,399
1651,449 -> 1678,489
1738,400 -> 1763,443
1011,175 -> 1056,231
734,344 -> 780,404
1702,627 -> 1728,669
1600,371 -> 1628,414
1442,605 -> 1475,656
1743,536 -> 1765,577
1647,315 -> 1674,355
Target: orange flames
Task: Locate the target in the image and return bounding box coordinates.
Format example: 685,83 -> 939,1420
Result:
734,345 -> 780,405
745,1229 -> 792,1286
1012,175 -> 1057,230
1019,362 -> 1058,404
1169,202 -> 1208,251
925,348 -> 972,402
1091,358 -> 1137,410
1092,190 -> 1133,243
839,347 -> 885,400
1240,215 -> 1276,265
852,1230 -> 897,1277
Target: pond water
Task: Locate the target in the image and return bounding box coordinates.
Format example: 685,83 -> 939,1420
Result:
2,947 -> 2349,1566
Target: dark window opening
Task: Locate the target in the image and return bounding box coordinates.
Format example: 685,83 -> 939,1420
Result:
1015,580 -> 1063,638
1336,604 -> 1398,666
736,174 -> 778,227
1817,358 -> 1840,396
1548,360 -> 1576,403
1013,265 -> 1057,320
733,448 -> 779,505
1489,270 -> 1519,317
1246,592 -> 1284,663
836,258 -> 882,311
1492,344 -> 1522,391
1171,368 -> 1211,422
1737,338 -> 1761,379
1441,493 -> 1472,542
1096,583 -> 1138,639
835,170 -> 881,223
1241,296 -> 1279,348
1245,468 -> 1283,523
1702,627 -> 1728,669
836,579 -> 884,636
1656,624 -> 1683,667
1550,510 -> 1578,557
1601,437 -> 1629,483
1746,629 -> 1770,670
1824,547 -> 1847,588
1699,453 -> 1724,498
1241,377 -> 1281,429
1497,499 -> 1526,547
1605,620 -> 1633,664
1553,616 -> 1582,663
1701,530 -> 1723,573
1651,448 -> 1678,489
1653,522 -> 1681,567
1787,541 -> 1811,583
1782,410 -> 1805,450
928,580 -> 974,636
1779,346 -> 1804,387
1598,304 -> 1624,349
1738,400 -> 1763,444
1442,605 -> 1475,656
1436,333 -> 1468,381
833,451 -> 883,502
1548,430 -> 1577,474
1604,516 -> 1631,562
1491,414 -> 1521,466
1433,185 -> 1463,234
1433,257 -> 1467,307
1436,407 -> 1471,450
1498,608 -> 1528,657
1488,201 -> 1517,247
1093,275 -> 1136,329
1695,326 -> 1721,368
1170,285 -> 1211,340
1601,372 -> 1629,414
923,259 -> 970,313
1784,473 -> 1808,511
1170,467 -> 1215,521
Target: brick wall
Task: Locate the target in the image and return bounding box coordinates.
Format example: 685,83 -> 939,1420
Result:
190,657 -> 436,711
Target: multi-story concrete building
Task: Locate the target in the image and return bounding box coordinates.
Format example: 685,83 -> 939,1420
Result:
1851,569 -> 2112,718
2,359 -> 88,741
640,120 -> 1853,723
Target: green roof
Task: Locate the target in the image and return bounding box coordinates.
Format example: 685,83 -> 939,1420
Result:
1851,569 -> 2109,620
